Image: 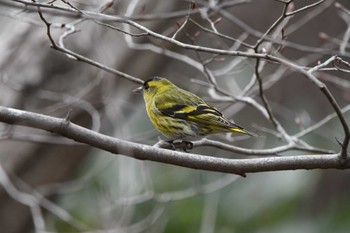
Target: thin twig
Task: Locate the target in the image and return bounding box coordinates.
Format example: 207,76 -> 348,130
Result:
172,1 -> 194,39
286,0 -> 325,16
34,0 -> 57,48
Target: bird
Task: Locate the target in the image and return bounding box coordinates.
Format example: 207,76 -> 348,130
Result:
133,77 -> 254,149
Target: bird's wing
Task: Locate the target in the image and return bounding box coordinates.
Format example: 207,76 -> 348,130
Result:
154,89 -> 203,117
154,89 -> 241,129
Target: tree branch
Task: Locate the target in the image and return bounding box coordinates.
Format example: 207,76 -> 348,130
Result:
0,106 -> 348,177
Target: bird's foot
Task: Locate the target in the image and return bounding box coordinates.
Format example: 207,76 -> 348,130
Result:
165,140 -> 193,152
166,140 -> 176,150
181,141 -> 193,152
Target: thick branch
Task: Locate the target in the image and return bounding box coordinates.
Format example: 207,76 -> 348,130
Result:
0,106 -> 348,177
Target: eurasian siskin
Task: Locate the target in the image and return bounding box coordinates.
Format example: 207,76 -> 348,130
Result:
134,77 -> 253,143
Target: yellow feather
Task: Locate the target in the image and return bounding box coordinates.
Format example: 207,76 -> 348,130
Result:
136,77 -> 254,140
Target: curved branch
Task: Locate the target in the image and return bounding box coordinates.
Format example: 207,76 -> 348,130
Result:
0,106 -> 348,177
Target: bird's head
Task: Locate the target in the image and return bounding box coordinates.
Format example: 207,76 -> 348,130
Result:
133,77 -> 174,96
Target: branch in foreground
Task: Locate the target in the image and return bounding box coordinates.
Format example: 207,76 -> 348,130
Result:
0,106 -> 348,177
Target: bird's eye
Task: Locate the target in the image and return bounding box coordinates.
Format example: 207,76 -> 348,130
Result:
143,82 -> 149,90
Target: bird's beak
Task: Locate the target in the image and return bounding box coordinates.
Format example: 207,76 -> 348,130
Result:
132,86 -> 143,94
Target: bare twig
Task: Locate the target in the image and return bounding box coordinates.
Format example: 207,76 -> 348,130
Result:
269,55 -> 350,163
34,0 -> 57,48
286,0 -> 325,16
172,1 -> 194,39
33,0 -> 143,84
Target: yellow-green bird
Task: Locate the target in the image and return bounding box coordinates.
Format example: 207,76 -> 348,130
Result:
134,77 -> 254,144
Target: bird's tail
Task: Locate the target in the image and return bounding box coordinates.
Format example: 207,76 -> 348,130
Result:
229,127 -> 257,137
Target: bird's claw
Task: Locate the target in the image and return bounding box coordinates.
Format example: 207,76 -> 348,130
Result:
165,140 -> 193,152
181,141 -> 193,152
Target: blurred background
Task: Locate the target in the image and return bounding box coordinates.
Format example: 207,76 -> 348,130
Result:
0,0 -> 350,232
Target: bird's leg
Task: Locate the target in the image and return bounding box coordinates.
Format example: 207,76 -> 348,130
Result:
181,141 -> 193,152
164,140 -> 193,151
166,140 -> 176,150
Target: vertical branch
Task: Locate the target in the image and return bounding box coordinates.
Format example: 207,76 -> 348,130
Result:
306,56 -> 350,162
34,0 -> 57,48
172,1 -> 195,39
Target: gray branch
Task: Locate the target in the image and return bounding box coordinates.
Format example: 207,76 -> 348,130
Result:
0,106 -> 348,177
